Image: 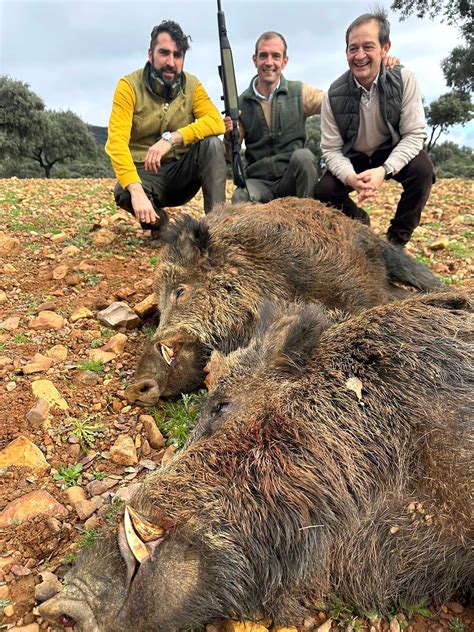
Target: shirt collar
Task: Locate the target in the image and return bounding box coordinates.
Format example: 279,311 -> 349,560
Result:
252,76 -> 281,101
354,72 -> 380,94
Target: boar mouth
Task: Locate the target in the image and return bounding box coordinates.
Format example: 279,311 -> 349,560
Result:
160,343 -> 175,366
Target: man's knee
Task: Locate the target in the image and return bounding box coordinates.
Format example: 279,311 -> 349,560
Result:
114,182 -> 134,214
198,136 -> 226,159
231,187 -> 250,204
403,151 -> 435,186
290,148 -> 317,170
315,171 -> 343,202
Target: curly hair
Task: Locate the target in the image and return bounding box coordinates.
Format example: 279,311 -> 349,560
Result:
150,20 -> 192,54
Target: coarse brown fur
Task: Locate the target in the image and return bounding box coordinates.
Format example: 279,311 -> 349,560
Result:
128,198 -> 444,402
40,291 -> 473,632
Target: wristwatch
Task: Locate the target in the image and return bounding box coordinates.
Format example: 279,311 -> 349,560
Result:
162,131 -> 175,146
382,163 -> 393,180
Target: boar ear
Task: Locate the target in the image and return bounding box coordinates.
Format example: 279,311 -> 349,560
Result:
264,303 -> 331,374
161,214 -> 209,264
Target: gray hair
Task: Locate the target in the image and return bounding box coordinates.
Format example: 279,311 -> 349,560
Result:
345,8 -> 391,49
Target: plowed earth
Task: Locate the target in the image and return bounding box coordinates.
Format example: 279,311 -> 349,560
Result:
0,178 -> 472,631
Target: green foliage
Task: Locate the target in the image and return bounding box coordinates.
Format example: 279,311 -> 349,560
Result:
78,528 -> 101,549
391,0 -> 473,40
149,256 -> 158,265
105,497 -> 126,524
53,463 -> 83,489
429,141 -> 474,178
425,92 -> 473,152
66,414 -> 104,451
92,470 -> 106,480
442,45 -> 474,93
155,391 -> 206,449
449,618 -> 465,632
0,598 -> 12,615
63,552 -> 77,565
78,359 -> 104,373
399,597 -> 432,619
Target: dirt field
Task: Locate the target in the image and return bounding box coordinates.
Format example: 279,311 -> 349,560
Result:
0,178 -> 472,631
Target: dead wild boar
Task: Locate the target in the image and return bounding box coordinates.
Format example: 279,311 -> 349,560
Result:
126,197 -> 444,404
39,291 -> 473,632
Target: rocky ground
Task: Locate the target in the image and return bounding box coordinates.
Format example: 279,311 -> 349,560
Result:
0,177 -> 472,632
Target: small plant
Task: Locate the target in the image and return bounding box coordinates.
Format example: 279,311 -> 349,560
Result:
93,470 -> 105,480
85,273 -> 101,286
78,528 -> 101,549
0,598 -> 12,614
142,324 -> 156,338
327,596 -> 358,629
449,619 -> 465,632
415,253 -> 432,267
100,327 -> 115,339
78,359 -> 104,373
149,256 -> 158,265
399,598 -> 432,620
53,463 -> 83,489
105,497 -> 126,524
14,332 -> 29,343
155,391 -> 206,449
63,552 -> 77,565
90,338 -> 103,349
66,414 -> 104,451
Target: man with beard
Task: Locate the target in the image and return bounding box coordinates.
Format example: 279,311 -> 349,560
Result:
106,20 -> 226,243
316,10 -> 434,246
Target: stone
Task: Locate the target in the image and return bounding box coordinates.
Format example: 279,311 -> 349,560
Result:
110,435 -> 138,466
0,289 -> 7,304
223,622 -> 269,632
0,436 -> 48,473
35,572 -> 62,602
0,490 -> 68,527
447,603 -> 464,614
26,398 -> 50,426
31,379 -> 68,410
50,232 -> 69,243
46,344 -> 68,361
133,293 -> 158,318
65,273 -> 81,286
97,302 -> 141,331
9,624 -> 40,632
88,349 -> 117,364
11,564 -> 31,576
84,515 -> 101,530
102,332 -> 128,355
22,353 -> 54,374
429,237 -> 450,251
28,310 -> 64,330
64,486 -> 87,506
316,621 -> 333,632
3,263 -> 17,272
52,263 -> 70,280
0,234 -> 20,255
141,437 -> 151,456
70,306 -> 94,322
0,355 -> 12,367
36,300 -> 56,312
140,415 -> 165,449
161,444 -> 175,467
0,316 -> 20,331
113,482 -> 141,502
86,477 -> 118,496
92,227 -> 116,245
74,370 -> 100,386
74,496 -> 104,520
62,244 -> 81,256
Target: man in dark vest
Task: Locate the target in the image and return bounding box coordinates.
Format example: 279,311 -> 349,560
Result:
316,10 -> 434,247
106,20 -> 226,244
224,31 -> 324,204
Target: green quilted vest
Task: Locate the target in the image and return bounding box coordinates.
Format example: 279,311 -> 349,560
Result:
239,75 -> 305,180
126,65 -> 199,163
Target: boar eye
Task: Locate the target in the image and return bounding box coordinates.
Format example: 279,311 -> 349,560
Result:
175,287 -> 186,300
212,401 -> 230,416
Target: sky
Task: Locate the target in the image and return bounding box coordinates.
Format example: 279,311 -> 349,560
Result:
1,0 -> 472,148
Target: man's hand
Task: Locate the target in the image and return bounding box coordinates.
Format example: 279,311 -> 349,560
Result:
383,55 -> 401,69
127,183 -> 158,225
144,139 -> 173,174
346,166 -> 386,203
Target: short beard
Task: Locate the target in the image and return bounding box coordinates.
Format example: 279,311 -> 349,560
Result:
152,64 -> 181,87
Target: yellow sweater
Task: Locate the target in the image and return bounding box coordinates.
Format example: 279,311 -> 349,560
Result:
106,70 -> 225,189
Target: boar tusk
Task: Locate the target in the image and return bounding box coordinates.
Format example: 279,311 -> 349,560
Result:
127,505 -> 165,542
160,343 -> 174,366
124,507 -> 149,564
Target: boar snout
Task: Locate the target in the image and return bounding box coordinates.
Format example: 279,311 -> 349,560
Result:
124,377 -> 161,406
39,590 -> 100,632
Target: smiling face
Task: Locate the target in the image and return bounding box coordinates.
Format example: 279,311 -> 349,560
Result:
346,19 -> 390,89
148,31 -> 185,86
253,35 -> 288,93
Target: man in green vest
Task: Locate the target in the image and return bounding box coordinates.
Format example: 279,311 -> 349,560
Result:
224,31 -> 324,204
316,10 -> 434,247
106,20 -> 226,244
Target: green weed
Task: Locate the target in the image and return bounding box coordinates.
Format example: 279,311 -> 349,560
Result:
100,327 -> 115,339
93,470 -> 106,480
0,598 -> 11,614
105,497 -> 126,524
447,241 -> 473,258
66,414 -> 104,451
13,332 -> 29,343
149,256 -> 158,265
399,598 -> 432,619
78,528 -> 101,549
79,359 -> 104,373
53,463 -> 83,489
90,338 -> 103,349
415,253 -> 432,267
63,552 -> 77,565
155,391 -> 206,449
449,618 -> 465,632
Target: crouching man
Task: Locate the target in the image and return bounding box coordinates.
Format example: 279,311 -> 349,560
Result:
316,9 -> 434,247
105,20 -> 226,244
